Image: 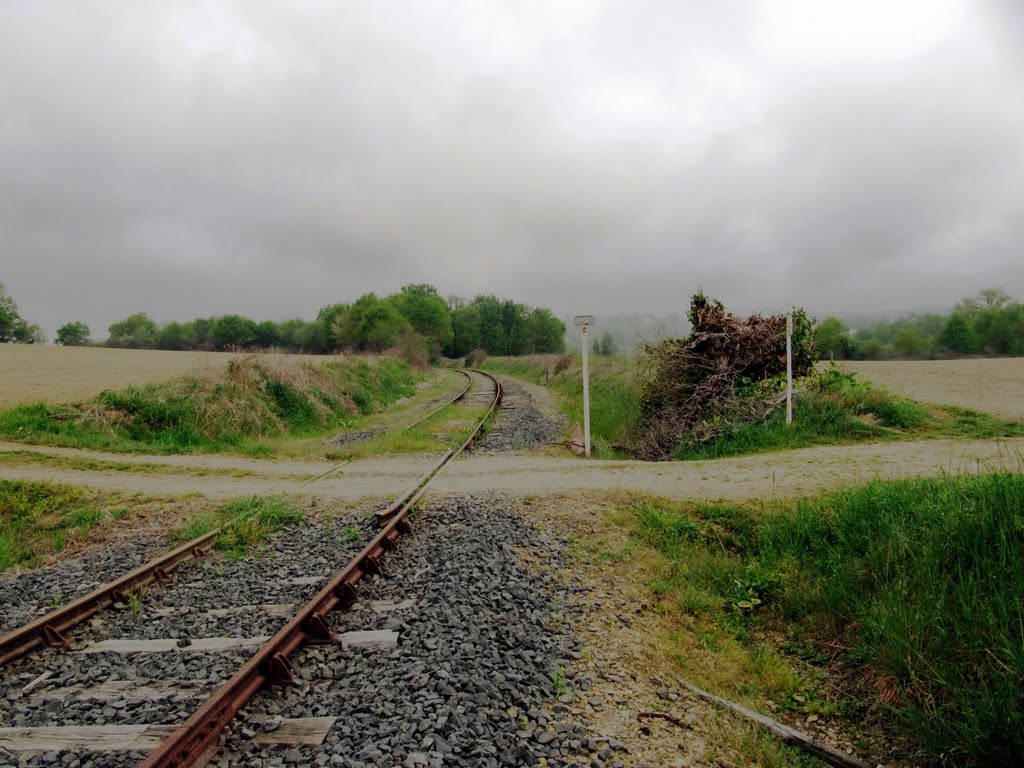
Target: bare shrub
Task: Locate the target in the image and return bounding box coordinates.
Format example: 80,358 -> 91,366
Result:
634,292 -> 815,458
464,348 -> 488,367
553,354 -> 574,374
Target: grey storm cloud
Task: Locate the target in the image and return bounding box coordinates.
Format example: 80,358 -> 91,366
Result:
1,0 -> 1022,337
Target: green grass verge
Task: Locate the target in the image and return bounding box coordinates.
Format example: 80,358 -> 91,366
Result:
480,355 -> 639,457
0,355 -> 420,455
0,479 -> 122,571
680,366 -> 1024,460
481,355 -> 1021,460
170,496 -> 305,559
627,473 -> 1024,764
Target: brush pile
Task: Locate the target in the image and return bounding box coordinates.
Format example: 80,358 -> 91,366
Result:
634,292 -> 815,459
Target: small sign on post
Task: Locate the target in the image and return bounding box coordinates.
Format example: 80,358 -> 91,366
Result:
574,315 -> 594,457
786,310 -> 793,425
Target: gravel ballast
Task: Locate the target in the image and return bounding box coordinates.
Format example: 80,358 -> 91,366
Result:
0,536 -> 167,635
478,377 -> 564,453
213,495 -> 603,768
0,496 -> 615,768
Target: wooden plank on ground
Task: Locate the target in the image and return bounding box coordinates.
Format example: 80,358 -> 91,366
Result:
340,630 -> 398,650
76,636 -> 268,654
368,598 -> 418,613
252,717 -> 336,747
149,603 -> 293,619
33,680 -> 209,703
0,717 -> 337,753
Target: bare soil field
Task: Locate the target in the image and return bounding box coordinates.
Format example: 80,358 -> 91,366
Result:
828,358 -> 1024,420
0,345 -> 337,406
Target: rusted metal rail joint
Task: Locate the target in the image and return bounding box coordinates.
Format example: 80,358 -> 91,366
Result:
141,369 -> 501,768
0,530 -> 218,667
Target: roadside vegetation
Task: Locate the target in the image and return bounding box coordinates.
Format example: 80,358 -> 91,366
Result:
94,284 -> 565,361
0,480 -> 162,571
818,287 -> 1024,360
0,355 -> 420,455
614,472 -> 1024,765
482,295 -> 1021,460
481,354 -> 638,457
170,495 -> 305,560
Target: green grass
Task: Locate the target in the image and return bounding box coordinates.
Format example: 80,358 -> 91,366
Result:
0,355 -> 420,455
627,473 -> 1024,764
679,366 -> 1024,460
481,357 -> 1022,461
480,355 -> 640,457
0,479 -> 111,571
171,496 -> 305,559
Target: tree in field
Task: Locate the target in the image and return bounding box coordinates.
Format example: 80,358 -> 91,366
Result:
955,288 -> 1012,317
359,303 -> 411,351
593,331 -> 618,357
0,282 -> 43,343
448,302 -> 481,357
526,308 -> 566,354
937,313 -> 980,354
107,313 -> 158,348
893,326 -> 929,357
814,317 -> 855,360
210,315 -> 259,349
55,321 -> 90,346
392,284 -> 452,358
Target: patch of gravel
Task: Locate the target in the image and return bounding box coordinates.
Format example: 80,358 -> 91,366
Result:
0,510 -> 376,768
325,429 -> 384,446
0,536 -> 167,634
211,495 -> 619,768
478,376 -> 565,453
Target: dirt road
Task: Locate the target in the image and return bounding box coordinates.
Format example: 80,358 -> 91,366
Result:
3,437 -> 1021,502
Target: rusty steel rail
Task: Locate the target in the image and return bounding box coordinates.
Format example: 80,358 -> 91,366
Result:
141,369 -> 501,768
400,368 -> 473,432
0,530 -> 218,666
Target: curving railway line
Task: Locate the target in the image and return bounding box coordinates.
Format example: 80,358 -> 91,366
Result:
0,370 -> 502,767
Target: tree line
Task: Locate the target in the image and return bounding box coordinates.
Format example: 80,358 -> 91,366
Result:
7,283 -> 565,360
816,288 -> 1024,359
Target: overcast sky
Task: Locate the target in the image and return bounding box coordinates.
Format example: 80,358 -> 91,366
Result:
2,0 -> 1022,338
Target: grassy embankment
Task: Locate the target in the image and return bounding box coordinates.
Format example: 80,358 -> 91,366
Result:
608,473 -> 1024,765
0,478 -> 307,572
0,355 -> 421,456
482,355 -> 1022,459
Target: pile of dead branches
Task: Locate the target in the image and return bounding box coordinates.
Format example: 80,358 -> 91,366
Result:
633,292 -> 815,459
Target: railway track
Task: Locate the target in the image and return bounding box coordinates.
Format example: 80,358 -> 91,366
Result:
0,370 -> 502,767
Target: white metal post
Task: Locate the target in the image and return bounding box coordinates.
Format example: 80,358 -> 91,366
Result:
786,310 -> 793,425
574,315 -> 594,457
581,323 -> 591,457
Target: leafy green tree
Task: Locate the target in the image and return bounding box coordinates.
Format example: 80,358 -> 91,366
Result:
358,302 -> 411,351
814,317 -> 855,360
316,303 -> 348,350
893,326 -> 929,357
526,308 -> 566,353
55,321 -> 91,346
107,313 -> 158,348
472,295 -> 507,355
156,322 -> 187,350
448,302 -> 481,357
592,331 -> 618,356
501,300 -> 529,355
331,294 -> 380,349
254,320 -> 280,348
210,315 -> 259,349
937,313 -> 980,354
392,284 -> 452,358
0,282 -> 41,343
